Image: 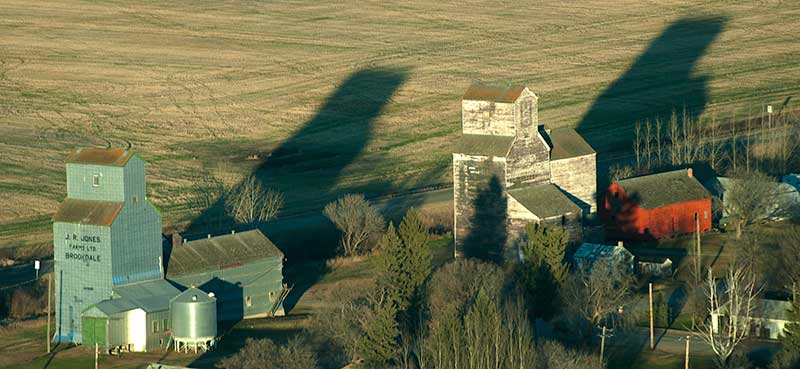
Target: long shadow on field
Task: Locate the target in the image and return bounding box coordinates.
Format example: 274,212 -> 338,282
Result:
576,17 -> 727,178
184,67 -> 407,255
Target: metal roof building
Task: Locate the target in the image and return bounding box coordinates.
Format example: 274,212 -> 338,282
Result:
167,230 -> 287,319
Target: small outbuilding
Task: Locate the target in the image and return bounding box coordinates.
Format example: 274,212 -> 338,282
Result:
636,256 -> 673,278
572,241 -> 634,273
603,168 -> 711,240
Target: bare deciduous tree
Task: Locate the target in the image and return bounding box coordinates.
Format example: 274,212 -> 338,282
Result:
609,164 -> 635,183
634,121 -> 643,171
225,174 -> 283,224
562,259 -> 634,340
324,194 -> 384,256
721,169 -> 781,239
697,262 -> 759,369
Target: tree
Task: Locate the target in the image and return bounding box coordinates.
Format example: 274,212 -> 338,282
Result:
219,336 -> 319,369
518,223 -> 569,320
722,169 -> 781,239
225,174 -> 283,224
777,226 -> 800,289
377,209 -> 431,312
324,194 -> 384,256
538,340 -> 604,369
696,262 -> 759,369
358,291 -> 401,366
780,297 -> 800,355
609,163 -> 635,183
562,259 -> 634,341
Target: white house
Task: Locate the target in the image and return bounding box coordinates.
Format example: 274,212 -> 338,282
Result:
711,298 -> 794,340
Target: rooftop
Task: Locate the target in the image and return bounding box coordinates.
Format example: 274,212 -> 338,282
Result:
615,169 -> 711,209
171,286 -> 216,304
549,127 -> 595,160
574,242 -> 633,261
52,199 -> 123,226
454,134 -> 515,157
88,279 -> 181,316
166,229 -> 283,277
65,147 -> 134,166
508,183 -> 581,219
462,83 -> 527,103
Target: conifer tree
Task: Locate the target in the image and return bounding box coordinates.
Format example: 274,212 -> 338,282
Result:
398,208 -> 431,303
358,296 -> 400,365
781,298 -> 800,352
522,223 -> 569,285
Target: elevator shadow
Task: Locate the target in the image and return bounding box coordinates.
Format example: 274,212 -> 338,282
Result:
576,17 -> 727,169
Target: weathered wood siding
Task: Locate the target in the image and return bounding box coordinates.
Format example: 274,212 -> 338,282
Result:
453,153 -> 506,250
461,100 -> 516,136
550,153 -> 597,212
506,133 -> 551,186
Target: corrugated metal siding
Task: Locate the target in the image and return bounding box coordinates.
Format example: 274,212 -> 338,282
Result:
54,222 -> 113,343
170,257 -> 284,320
145,310 -> 171,352
66,163 -> 125,202
111,201 -> 163,285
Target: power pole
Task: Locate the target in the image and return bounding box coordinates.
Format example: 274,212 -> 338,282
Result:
649,282 -> 654,351
47,273 -> 52,353
95,342 -> 99,369
600,325 -> 607,362
695,213 -> 701,284
684,335 -> 691,369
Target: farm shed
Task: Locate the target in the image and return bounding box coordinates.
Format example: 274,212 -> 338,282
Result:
712,298 -> 795,340
81,279 -> 180,352
572,241 -> 634,273
453,83 -> 596,259
166,230 -> 288,319
603,168 -> 711,240
636,255 -> 673,277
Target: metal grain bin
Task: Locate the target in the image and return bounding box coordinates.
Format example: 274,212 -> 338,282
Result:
170,287 -> 217,341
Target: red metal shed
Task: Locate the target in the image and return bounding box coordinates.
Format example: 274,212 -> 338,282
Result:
603,168 -> 712,239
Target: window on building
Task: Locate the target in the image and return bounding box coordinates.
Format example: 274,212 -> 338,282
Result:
245,295 -> 253,307
133,196 -> 139,203
163,319 -> 168,331
153,320 -> 159,333
704,211 -> 708,220
92,174 -> 101,187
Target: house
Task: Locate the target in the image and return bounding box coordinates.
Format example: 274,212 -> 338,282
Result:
636,255 -> 673,277
712,298 -> 795,340
453,84 -> 596,258
603,168 -> 711,240
572,241 -> 634,273
705,175 -> 800,226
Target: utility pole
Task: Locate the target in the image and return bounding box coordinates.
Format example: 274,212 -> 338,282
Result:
695,213 -> 701,284
684,335 -> 691,369
95,342 -> 99,369
649,282 -> 654,351
598,325 -> 614,363
47,273 -> 52,353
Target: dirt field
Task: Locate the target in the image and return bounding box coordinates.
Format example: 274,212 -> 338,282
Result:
2,0 -> 799,248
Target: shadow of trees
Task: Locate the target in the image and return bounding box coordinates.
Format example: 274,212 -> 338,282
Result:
462,175 -> 508,262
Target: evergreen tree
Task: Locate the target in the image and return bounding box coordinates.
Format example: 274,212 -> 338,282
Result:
358,296 -> 400,365
781,297 -> 800,352
398,208 -> 431,304
522,223 -> 569,285
518,223 -> 569,320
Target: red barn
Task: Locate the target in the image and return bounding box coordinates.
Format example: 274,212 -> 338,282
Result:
603,168 -> 711,240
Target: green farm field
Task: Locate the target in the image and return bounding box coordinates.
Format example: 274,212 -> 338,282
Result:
1,0 -> 799,248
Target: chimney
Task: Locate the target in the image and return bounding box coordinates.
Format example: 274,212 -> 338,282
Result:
171,233 -> 182,248
687,168 -> 693,178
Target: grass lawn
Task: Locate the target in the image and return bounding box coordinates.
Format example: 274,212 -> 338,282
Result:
3,0 -> 800,249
